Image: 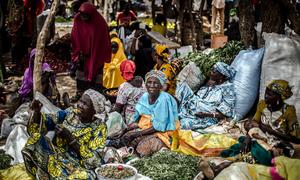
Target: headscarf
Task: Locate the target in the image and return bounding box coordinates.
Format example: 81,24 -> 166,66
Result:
213,62 -> 236,80
83,89 -> 111,114
18,49 -> 53,98
71,2 -> 111,81
267,80 -> 293,100
154,44 -> 169,62
120,60 -> 136,81
110,31 -> 118,38
145,70 -> 167,86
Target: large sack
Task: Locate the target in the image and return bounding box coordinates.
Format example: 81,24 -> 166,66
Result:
231,48 -> 264,121
177,62 -> 205,92
260,33 -> 300,120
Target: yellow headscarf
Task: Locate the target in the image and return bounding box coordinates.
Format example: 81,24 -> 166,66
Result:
109,31 -> 118,38
155,44 -> 169,62
267,80 -> 293,100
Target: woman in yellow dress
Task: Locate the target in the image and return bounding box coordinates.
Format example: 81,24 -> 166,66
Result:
103,32 -> 127,89
152,44 -> 176,95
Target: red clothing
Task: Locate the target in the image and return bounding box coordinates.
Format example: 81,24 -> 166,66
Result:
23,0 -> 44,37
116,11 -> 136,26
71,2 -> 111,82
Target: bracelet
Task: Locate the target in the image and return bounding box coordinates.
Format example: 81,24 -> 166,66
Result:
69,139 -> 77,146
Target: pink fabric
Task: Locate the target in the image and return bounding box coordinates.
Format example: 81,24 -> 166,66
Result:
269,158 -> 284,180
120,60 -> 136,81
71,2 -> 111,81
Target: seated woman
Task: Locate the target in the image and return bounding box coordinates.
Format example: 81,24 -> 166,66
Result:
110,70 -> 179,157
22,89 -> 112,179
176,62 -> 236,130
18,49 -> 59,103
113,60 -> 146,124
152,44 -> 177,95
245,80 -> 300,150
103,31 -> 127,89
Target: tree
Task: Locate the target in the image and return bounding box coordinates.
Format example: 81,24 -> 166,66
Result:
238,0 -> 255,47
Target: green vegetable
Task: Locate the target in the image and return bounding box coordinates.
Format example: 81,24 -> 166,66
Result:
131,150 -> 199,180
97,165 -> 135,179
0,150 -> 13,170
182,41 -> 245,77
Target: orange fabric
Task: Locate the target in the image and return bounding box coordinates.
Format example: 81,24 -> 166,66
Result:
138,114 -> 179,148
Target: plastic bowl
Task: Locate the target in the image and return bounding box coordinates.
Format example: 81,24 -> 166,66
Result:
95,163 -> 138,180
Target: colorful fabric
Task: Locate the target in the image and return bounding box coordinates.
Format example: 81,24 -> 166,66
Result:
267,80 -> 293,100
103,36 -> 127,88
253,100 -> 300,139
145,70 -> 167,86
154,44 -> 169,61
213,62 -> 236,81
83,89 -> 111,115
116,82 -> 146,124
22,107 -> 108,179
133,91 -> 178,132
18,49 -> 55,98
221,136 -> 273,166
71,2 -> 111,82
152,24 -> 166,36
271,156 -> 300,180
120,60 -> 136,81
171,130 -> 237,157
176,82 -> 236,130
154,63 -> 177,95
0,163 -> 34,180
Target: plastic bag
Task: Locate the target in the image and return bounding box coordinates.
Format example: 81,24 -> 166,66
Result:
177,62 -> 205,92
231,48 -> 265,121
260,33 -> 300,121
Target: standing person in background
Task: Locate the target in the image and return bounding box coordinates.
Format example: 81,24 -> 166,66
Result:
103,32 -> 127,89
152,13 -> 167,36
116,3 -> 137,27
71,2 -> 111,101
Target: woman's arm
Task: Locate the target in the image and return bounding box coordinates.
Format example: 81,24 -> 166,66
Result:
260,123 -> 300,143
195,111 -> 226,120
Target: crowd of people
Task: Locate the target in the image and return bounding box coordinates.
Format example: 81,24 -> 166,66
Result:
0,1 -> 300,180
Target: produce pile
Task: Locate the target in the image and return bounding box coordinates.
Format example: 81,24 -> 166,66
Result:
131,150 -> 199,180
97,165 -> 136,179
44,49 -> 70,73
182,41 -> 245,77
47,33 -> 71,62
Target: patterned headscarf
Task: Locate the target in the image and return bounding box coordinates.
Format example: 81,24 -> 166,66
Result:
145,70 -> 167,86
154,44 -> 169,62
267,80 -> 293,100
83,89 -> 111,114
213,62 -> 236,80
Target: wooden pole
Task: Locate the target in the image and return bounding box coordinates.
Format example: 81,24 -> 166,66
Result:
33,0 -> 59,96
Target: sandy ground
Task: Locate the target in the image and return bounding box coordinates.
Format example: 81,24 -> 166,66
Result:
56,73 -> 76,98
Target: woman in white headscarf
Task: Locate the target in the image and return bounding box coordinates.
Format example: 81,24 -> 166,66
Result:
22,89 -> 111,179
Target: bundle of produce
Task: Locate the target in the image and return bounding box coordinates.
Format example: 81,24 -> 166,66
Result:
131,150 -> 199,180
183,41 -> 245,77
47,33 -> 71,62
44,49 -> 70,73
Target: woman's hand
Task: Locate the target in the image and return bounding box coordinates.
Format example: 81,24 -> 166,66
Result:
121,131 -> 139,145
195,112 -> 211,118
240,135 -> 252,153
30,100 -> 43,113
55,124 -> 74,143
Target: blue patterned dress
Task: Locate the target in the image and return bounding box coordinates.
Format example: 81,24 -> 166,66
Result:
176,82 -> 236,130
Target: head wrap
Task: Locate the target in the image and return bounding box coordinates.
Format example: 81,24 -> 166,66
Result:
267,80 -> 293,100
110,31 -> 118,38
145,70 -> 167,86
83,89 -> 111,114
213,62 -> 236,80
154,44 -> 169,61
120,60 -> 136,81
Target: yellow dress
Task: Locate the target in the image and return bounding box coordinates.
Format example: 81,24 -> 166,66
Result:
103,37 -> 127,88
152,24 -> 167,36
154,63 -> 176,95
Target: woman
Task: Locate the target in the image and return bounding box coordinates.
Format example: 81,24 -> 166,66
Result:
247,80 -> 300,146
176,62 -> 236,130
22,89 -> 111,179
113,60 -> 146,124
71,2 -> 111,100
130,24 -> 155,79
103,32 -> 127,89
110,70 -> 179,157
153,44 -> 176,95
18,49 -> 58,103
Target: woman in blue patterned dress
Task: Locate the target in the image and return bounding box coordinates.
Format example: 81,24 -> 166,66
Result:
176,62 -> 236,130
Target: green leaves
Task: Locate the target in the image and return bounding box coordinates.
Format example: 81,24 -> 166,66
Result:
183,41 -> 245,77
131,150 -> 199,180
